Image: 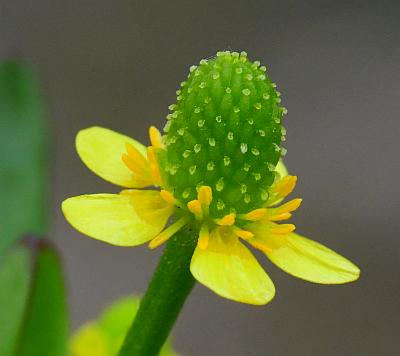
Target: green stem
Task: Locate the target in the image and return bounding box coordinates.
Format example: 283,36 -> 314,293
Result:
119,224 -> 198,356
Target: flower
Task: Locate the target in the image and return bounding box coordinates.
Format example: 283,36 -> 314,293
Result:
62,51 -> 360,305
70,296 -> 179,356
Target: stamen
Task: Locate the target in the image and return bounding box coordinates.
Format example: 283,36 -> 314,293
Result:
198,224 -> 210,249
148,216 -> 189,249
146,146 -> 157,164
268,212 -> 292,221
215,213 -> 236,226
273,175 -> 297,198
149,126 -> 163,149
242,208 -> 267,221
121,154 -> 142,175
187,200 -> 203,220
198,186 -> 212,207
121,152 -> 152,186
278,198 -> 303,213
122,144 -> 150,178
232,226 -> 254,239
267,199 -> 302,221
125,143 -> 148,167
147,147 -> 162,185
270,224 -> 295,235
160,190 -> 176,204
250,241 -> 273,254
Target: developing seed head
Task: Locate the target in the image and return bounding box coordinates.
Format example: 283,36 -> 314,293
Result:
160,51 -> 286,217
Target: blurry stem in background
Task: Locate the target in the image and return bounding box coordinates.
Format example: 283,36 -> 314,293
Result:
118,225 -> 198,356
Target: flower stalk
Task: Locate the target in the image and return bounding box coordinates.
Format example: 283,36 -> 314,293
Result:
118,224 -> 198,356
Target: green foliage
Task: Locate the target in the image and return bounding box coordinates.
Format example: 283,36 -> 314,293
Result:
17,240 -> 69,356
0,247 -> 31,356
0,58 -> 63,354
0,240 -> 69,356
0,59 -> 49,256
71,296 -> 179,356
162,51 -> 286,217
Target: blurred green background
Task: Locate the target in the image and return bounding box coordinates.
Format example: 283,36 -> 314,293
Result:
0,61 -> 69,356
1,1 -> 399,355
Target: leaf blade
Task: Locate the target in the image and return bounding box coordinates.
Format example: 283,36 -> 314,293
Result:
0,59 -> 49,256
0,246 -> 31,356
16,241 -> 69,356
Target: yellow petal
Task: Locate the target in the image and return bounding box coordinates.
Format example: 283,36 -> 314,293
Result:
190,227 -> 275,305
248,226 -> 360,284
62,191 -> 174,246
76,126 -> 150,188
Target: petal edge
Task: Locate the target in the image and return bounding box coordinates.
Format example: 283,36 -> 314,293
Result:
76,126 -> 150,188
248,226 -> 360,284
62,192 -> 173,246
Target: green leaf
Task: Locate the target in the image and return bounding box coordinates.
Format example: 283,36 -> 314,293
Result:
0,59 -> 49,257
0,246 -> 31,356
0,238 -> 69,356
71,296 -> 179,356
17,239 -> 69,356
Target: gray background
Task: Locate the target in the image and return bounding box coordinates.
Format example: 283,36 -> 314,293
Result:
1,1 -> 399,355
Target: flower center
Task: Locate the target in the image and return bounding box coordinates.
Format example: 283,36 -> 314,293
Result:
160,51 -> 286,218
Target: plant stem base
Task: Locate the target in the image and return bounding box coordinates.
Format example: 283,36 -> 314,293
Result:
119,225 -> 198,356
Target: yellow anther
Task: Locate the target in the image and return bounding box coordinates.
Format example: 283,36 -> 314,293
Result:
244,208 -> 267,221
122,149 -> 149,177
197,186 -> 212,207
147,147 -> 162,186
273,175 -> 297,198
149,126 -> 163,149
232,226 -> 254,240
216,213 -> 236,226
160,190 -> 176,204
149,164 -> 162,186
198,224 -> 210,250
266,198 -> 302,221
268,212 -> 292,221
187,200 -> 203,220
146,146 -> 157,165
250,241 -> 273,254
149,216 -> 189,249
270,224 -> 296,235
121,154 -> 140,175
121,149 -> 153,186
278,198 -> 303,213
125,143 -> 147,167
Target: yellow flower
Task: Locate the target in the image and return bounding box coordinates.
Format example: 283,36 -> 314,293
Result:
62,125 -> 360,306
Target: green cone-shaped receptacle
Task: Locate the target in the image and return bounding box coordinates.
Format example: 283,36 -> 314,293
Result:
161,51 -> 286,217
